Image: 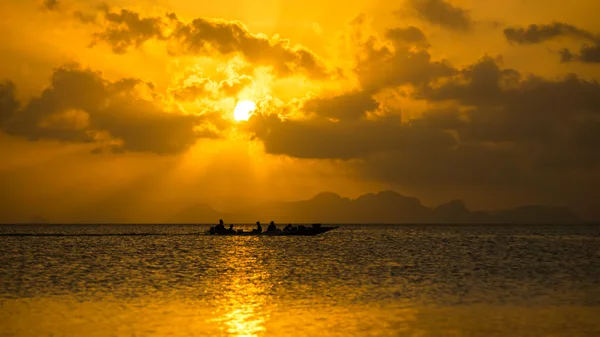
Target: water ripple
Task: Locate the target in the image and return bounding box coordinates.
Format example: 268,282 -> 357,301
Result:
1,224 -> 599,336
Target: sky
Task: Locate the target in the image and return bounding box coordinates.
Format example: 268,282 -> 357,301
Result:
1,0 -> 600,222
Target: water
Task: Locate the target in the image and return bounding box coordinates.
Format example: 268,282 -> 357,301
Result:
1,224 -> 599,336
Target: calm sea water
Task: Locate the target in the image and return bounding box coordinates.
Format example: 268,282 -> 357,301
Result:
1,224 -> 599,336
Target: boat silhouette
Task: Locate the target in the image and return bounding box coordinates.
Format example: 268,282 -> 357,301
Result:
206,223 -> 338,236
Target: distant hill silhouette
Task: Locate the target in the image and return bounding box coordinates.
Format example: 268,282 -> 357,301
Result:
170,190 -> 582,224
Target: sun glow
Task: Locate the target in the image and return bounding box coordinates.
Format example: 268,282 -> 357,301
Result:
233,100 -> 256,121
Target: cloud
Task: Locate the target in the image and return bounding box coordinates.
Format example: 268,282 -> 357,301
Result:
384,26 -> 429,47
244,106 -> 523,187
355,46 -> 456,91
504,22 -> 597,45
416,56 -> 600,168
89,7 -> 167,54
347,16 -> 456,93
169,77 -> 214,102
243,54 -> 600,195
75,6 -> 330,79
169,18 -> 329,79
73,10 -> 96,24
245,113 -> 456,160
418,56 -> 520,107
218,75 -> 254,96
42,0 -> 59,11
4,2 -> 600,220
1,65 -> 227,154
302,91 -> 379,121
504,22 -> 600,64
561,44 -> 600,64
403,0 -> 473,32
418,56 -> 600,140
169,69 -> 255,102
0,81 -> 19,131
578,44 -> 600,63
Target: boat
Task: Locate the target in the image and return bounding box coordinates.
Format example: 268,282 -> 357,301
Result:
205,223 -> 339,236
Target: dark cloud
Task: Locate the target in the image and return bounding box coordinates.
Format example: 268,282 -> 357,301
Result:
403,0 -> 473,32
169,18 -> 329,78
90,7 -> 166,54
417,56 -> 520,106
384,26 -> 429,46
42,0 -> 59,11
303,91 -> 379,121
559,48 -> 575,62
504,22 -> 600,64
2,65 -> 227,154
356,45 -> 456,92
76,7 -> 329,78
245,106 -> 524,187
561,44 -> 600,64
504,22 -> 596,45
73,10 -> 97,24
245,113 -> 456,160
350,22 -> 456,93
579,44 -> 600,63
420,56 -> 600,146
244,55 -> 600,199
416,56 -> 600,176
0,81 -> 19,131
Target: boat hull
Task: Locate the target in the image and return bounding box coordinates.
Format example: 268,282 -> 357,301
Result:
205,226 -> 338,236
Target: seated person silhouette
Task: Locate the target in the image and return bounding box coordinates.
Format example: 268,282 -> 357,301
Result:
215,219 -> 226,234
266,221 -> 277,232
283,224 -> 292,231
227,224 -> 235,234
252,221 -> 263,233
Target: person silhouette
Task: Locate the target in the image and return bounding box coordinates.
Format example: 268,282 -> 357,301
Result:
253,221 -> 263,233
267,221 -> 277,232
215,219 -> 226,234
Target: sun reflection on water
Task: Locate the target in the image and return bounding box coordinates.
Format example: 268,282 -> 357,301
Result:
209,237 -> 274,337
2,225 -> 600,336
219,297 -> 266,337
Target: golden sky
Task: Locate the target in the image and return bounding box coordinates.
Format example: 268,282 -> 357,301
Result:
1,0 -> 600,222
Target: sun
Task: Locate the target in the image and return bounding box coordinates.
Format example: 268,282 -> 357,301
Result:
233,100 -> 256,121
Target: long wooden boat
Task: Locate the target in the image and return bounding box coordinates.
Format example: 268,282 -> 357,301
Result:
205,224 -> 338,236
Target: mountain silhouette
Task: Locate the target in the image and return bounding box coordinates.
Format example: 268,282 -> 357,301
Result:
170,190 -> 582,224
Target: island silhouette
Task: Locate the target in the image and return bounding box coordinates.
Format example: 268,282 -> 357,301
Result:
171,190 -> 581,224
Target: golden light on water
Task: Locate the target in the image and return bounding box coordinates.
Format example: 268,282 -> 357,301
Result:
209,237 -> 272,337
2,228 -> 600,336
219,295 -> 267,337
